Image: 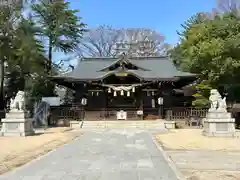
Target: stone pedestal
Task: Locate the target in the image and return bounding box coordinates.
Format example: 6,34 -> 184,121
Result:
202,112 -> 235,137
70,120 -> 83,129
162,120 -> 176,129
1,111 -> 34,137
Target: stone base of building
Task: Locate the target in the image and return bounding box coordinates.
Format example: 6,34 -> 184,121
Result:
81,120 -> 167,129
202,112 -> 235,137
1,111 -> 34,137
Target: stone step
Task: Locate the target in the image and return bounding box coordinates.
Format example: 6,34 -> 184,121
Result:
82,123 -> 164,125
82,123 -> 165,126
82,120 -> 163,124
82,121 -> 164,124
82,125 -> 165,128
82,120 -> 166,129
82,123 -> 164,126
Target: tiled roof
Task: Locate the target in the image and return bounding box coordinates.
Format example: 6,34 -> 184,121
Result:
52,56 -> 196,81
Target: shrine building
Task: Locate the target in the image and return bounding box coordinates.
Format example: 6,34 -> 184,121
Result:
50,53 -> 196,120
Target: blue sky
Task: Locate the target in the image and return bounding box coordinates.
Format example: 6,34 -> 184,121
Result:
54,0 -> 217,63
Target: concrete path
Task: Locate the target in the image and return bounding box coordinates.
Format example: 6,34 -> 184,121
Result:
0,129 -> 180,180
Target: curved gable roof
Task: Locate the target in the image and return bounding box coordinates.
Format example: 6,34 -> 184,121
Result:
129,57 -> 195,79
51,56 -> 196,81
98,55 -> 150,71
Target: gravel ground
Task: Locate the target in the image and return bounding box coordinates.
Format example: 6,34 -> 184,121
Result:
154,129 -> 240,151
0,127 -> 80,175
154,129 -> 240,180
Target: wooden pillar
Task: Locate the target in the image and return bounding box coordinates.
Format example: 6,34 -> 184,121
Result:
102,89 -> 108,120
158,82 -> 164,119
74,83 -> 87,104
140,92 -> 143,109
139,87 -> 144,120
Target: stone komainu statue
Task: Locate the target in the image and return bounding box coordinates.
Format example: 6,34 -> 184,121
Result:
10,91 -> 25,111
209,89 -> 227,112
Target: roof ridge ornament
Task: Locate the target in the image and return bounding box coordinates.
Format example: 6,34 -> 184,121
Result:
98,52 -> 150,72
119,52 -> 129,70
120,52 -> 128,61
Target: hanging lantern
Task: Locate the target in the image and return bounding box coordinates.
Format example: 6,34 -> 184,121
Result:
132,87 -> 135,92
127,91 -> 130,97
96,92 -> 99,96
91,92 -> 94,96
147,91 -> 150,96
108,88 -> 111,93
81,98 -> 87,106
158,97 -> 163,105
121,90 -> 124,96
114,91 -> 117,96
152,91 -> 155,96
151,99 -> 155,108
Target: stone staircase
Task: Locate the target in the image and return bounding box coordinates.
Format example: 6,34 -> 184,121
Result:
81,120 -> 166,130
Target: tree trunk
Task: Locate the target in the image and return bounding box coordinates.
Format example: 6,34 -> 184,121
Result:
48,41 -> 52,74
0,60 -> 5,110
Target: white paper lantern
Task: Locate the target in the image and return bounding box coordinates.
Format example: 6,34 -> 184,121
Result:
81,98 -> 87,105
158,97 -> 163,105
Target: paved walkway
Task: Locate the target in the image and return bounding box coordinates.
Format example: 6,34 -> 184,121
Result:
0,129 -> 179,180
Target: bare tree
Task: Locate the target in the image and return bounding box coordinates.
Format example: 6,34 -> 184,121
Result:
216,0 -> 240,14
118,28 -> 170,57
78,25 -> 169,58
77,25 -> 122,57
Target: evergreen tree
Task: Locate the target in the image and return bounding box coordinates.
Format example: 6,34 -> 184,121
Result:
31,0 -> 87,73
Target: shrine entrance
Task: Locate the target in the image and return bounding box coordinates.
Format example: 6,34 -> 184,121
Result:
103,83 -> 143,120
103,73 -> 142,109
107,94 -> 137,109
